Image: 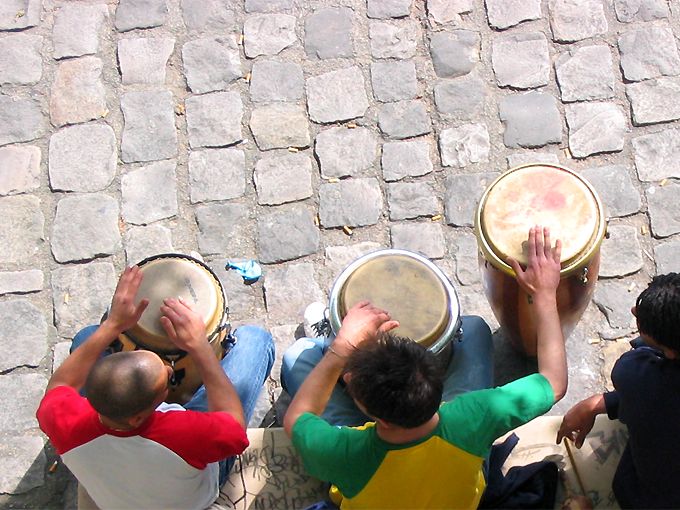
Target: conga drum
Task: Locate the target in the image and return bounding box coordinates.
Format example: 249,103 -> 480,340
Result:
475,164 -> 606,356
113,254 -> 230,404
328,249 -> 462,363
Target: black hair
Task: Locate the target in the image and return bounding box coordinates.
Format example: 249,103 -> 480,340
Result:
636,272 -> 680,354
345,333 -> 444,429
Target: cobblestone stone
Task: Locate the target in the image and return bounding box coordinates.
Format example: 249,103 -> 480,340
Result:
0,270 -> 43,295
378,100 -> 431,139
118,38 -> 174,86
243,14 -> 296,58
0,195 -> 43,264
0,145 -> 40,196
654,239 -> 680,274
614,0 -> 668,22
315,127 -> 377,179
486,0 -> 542,29
195,202 -> 249,255
0,436 -> 45,495
368,0 -> 412,18
189,148 -> 245,204
566,102 -> 626,158
52,341 -> 70,371
440,123 -> 490,168
434,75 -> 485,119
121,90 -> 177,162
250,104 -> 310,150
647,182 -> 680,237
381,139 -> 433,182
632,128 -> 680,181
182,36 -> 241,94
427,0 -> 473,25
506,152 -> 559,168
48,123 -> 116,193
449,229 -> 479,285
445,172 -> 498,227
245,0 -> 293,12
0,34 -> 42,85
124,224 -> 174,265
325,242 -> 383,279
627,77 -> 680,126
0,0 -> 41,31
50,56 -> 107,127
391,222 -> 446,259
0,97 -> 45,147
594,280 -> 638,329
599,225 -> 643,277
307,67 -> 369,124
369,20 -> 418,59
258,205 -> 319,263
491,33 -> 549,89
250,61 -> 303,102
319,178 -> 383,228
115,0 -> 167,32
263,262 -> 324,323
387,182 -> 439,220
181,0 -> 235,32
430,30 -> 479,78
370,60 -> 417,102
555,45 -> 615,102
51,193 -> 120,263
0,300 -> 47,371
0,374 -> 45,432
618,26 -> 680,83
499,92 -> 562,148
305,7 -> 353,59
580,165 -> 641,217
122,161 -> 177,225
549,0 -> 608,43
52,4 -> 108,59
254,152 -> 313,205
186,91 -> 242,149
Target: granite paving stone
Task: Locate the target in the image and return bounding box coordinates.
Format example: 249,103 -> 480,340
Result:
0,270 -> 43,295
485,0 -> 542,29
632,128 -> 680,181
618,26 -> 680,83
378,100 -> 431,139
368,0 -> 412,18
258,205 -> 319,263
325,242 -> 383,280
182,36 -> 241,94
305,7 -> 353,59
371,60 -> 417,103
429,30 -> 479,79
0,145 -> 40,196
189,148 -> 245,204
491,33 -> 549,89
434,75 -> 486,119
243,14 -> 296,58
315,127 -> 378,178
52,4 -> 108,59
654,239 -> 680,274
121,160 -> 178,225
51,193 -> 120,263
254,152 -> 313,205
627,77 -> 680,126
427,0 -> 473,25
195,202 -> 249,255
51,262 -> 117,338
0,374 -> 46,432
593,280 -> 638,330
444,172 -> 498,227
0,300 -> 47,371
307,66 -> 369,124
250,61 -> 303,102
369,20 -> 418,59
549,0 -> 608,43
499,92 -> 562,148
381,139 -> 433,182
449,229 -> 479,285
580,165 -> 641,217
599,225 -> 643,277
614,0 -> 669,22
118,38 -> 175,86
181,0 -> 235,32
0,436 -> 46,495
0,195 -> 44,264
566,102 -> 626,158
439,123 -> 490,168
48,123 -> 116,193
115,0 -> 167,32
0,96 -> 45,147
52,341 -> 71,371
0,34 -> 42,85
121,90 -> 177,162
555,45 -> 615,102
387,182 -> 439,220
186,91 -> 242,149
245,0 -> 294,12
647,182 -> 680,237
124,224 -> 174,265
50,56 -> 107,127
391,222 -> 446,259
249,104 -> 310,150
263,262 -> 325,323
0,0 -> 41,31
319,178 -> 383,228
506,152 -> 559,168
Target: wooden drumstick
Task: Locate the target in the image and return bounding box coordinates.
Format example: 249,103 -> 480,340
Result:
564,438 -> 587,497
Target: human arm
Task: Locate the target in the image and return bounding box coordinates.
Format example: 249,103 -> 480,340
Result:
283,301 -> 398,437
556,394 -> 607,447
159,298 -> 246,428
508,226 -> 566,402
45,266 -> 149,393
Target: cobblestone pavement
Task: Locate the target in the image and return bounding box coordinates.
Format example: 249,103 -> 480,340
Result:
1,0 -> 679,506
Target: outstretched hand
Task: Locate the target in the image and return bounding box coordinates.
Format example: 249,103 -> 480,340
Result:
106,266 -> 149,333
333,301 -> 399,357
508,226 -> 562,300
159,298 -> 208,353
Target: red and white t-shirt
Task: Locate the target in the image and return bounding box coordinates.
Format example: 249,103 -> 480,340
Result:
37,386 -> 248,510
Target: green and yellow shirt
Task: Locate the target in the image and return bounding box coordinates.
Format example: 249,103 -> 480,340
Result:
292,374 -> 554,509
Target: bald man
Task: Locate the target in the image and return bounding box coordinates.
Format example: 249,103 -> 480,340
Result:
36,266 -> 274,510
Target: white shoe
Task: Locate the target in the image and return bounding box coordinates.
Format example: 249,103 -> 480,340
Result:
303,302 -> 328,338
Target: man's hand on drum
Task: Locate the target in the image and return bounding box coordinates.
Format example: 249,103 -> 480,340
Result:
333,301 -> 399,357
106,265 -> 149,334
160,298 -> 209,354
508,225 -> 562,301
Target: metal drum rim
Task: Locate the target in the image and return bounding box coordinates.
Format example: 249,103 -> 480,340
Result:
328,248 -> 461,355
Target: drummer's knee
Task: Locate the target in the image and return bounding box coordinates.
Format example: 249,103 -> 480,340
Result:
234,325 -> 275,362
461,316 -> 493,344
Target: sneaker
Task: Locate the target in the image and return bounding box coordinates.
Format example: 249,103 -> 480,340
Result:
303,302 -> 329,338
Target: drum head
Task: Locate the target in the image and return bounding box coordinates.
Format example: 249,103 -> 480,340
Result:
478,165 -> 603,272
339,253 -> 450,348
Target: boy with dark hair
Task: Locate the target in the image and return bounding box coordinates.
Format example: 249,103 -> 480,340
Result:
557,272 -> 680,509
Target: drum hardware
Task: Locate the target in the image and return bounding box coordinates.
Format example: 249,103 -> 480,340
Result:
578,268 -> 589,286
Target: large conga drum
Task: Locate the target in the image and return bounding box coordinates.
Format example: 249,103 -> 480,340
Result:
113,254 -> 230,404
475,164 -> 606,356
328,249 -> 462,363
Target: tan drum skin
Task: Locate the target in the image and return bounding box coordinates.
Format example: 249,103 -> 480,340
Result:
475,164 -> 606,356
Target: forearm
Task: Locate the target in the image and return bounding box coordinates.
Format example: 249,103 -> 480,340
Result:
533,293 -> 567,402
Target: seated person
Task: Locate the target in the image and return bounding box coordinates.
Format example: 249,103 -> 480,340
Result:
557,272 -> 680,509
36,266 -> 274,510
282,227 -> 567,509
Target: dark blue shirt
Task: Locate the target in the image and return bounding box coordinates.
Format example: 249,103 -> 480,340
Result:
604,344 -> 680,508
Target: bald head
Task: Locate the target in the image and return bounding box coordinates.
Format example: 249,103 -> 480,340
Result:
86,351 -> 167,421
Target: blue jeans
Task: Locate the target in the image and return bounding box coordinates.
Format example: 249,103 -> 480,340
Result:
281,315 -> 494,426
71,324 -> 275,486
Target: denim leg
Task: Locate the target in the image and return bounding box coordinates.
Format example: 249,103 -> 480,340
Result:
70,325 -> 105,354
281,336 -> 370,427
441,315 -> 494,403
